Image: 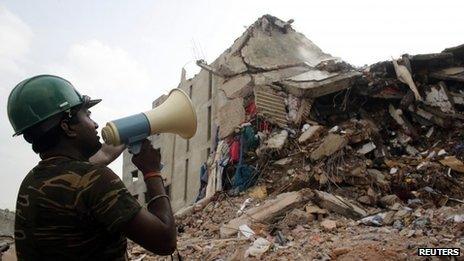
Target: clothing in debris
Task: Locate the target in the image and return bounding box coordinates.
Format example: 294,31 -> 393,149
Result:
232,130 -> 257,191
241,124 -> 259,153
229,137 -> 240,164
196,163 -> 208,202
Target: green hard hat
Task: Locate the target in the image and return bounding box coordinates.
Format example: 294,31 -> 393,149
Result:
7,75 -> 101,136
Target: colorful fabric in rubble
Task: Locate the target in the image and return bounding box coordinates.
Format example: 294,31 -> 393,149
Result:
259,121 -> 272,133
242,124 -> 259,153
229,137 -> 240,164
196,163 -> 208,201
233,131 -> 257,192
205,140 -> 230,198
233,165 -> 255,192
245,101 -> 257,117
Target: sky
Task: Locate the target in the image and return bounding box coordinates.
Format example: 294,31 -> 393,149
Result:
0,0 -> 463,210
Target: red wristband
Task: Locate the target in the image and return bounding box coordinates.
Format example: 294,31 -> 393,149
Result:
144,172 -> 163,181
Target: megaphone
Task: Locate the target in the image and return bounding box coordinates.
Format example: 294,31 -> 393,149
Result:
101,89 -> 197,154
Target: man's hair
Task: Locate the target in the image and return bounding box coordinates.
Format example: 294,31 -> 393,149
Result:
23,107 -> 81,154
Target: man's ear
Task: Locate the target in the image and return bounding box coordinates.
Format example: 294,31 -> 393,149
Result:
60,120 -> 77,138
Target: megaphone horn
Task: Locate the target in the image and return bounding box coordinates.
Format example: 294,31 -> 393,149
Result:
101,89 -> 197,154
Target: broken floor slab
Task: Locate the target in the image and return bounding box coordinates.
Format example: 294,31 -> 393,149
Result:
220,189 -> 313,238
219,75 -> 253,99
281,71 -> 361,98
298,125 -> 324,144
443,44 -> 464,60
217,98 -> 246,139
424,82 -> 456,114
257,130 -> 288,155
409,52 -> 454,70
313,190 -> 368,219
450,91 -> 464,105
389,105 -> 418,138
241,16 -> 333,70
253,66 -> 311,85
408,105 -> 450,128
430,67 -> 464,83
216,54 -> 249,77
286,69 -> 339,82
310,133 -> 348,162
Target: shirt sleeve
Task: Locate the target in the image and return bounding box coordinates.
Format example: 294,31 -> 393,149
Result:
81,166 -> 142,234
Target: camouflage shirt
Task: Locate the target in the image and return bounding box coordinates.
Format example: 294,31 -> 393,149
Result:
14,156 -> 142,260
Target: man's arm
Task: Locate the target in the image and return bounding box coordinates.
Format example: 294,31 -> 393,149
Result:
89,144 -> 126,165
122,140 -> 177,255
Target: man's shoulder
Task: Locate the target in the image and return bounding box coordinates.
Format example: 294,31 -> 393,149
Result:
40,157 -> 115,176
20,158 -> 117,192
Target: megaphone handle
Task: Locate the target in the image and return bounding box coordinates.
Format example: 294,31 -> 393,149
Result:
127,143 -> 165,170
128,142 -> 142,154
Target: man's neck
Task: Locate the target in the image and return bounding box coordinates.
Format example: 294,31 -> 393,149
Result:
40,142 -> 88,162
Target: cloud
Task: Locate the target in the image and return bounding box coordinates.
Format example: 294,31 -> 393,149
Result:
51,40 -> 161,121
0,5 -> 33,76
0,6 -> 36,210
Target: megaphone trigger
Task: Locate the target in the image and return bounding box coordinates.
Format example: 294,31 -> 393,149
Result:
128,142 -> 143,155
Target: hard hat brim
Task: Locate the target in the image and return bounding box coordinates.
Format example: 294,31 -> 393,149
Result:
86,99 -> 102,108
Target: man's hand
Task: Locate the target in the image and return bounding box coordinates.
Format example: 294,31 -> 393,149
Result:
131,139 -> 161,174
89,144 -> 126,165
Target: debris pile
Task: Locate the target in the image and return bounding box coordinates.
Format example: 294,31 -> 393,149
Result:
0,208 -> 14,259
129,16 -> 464,260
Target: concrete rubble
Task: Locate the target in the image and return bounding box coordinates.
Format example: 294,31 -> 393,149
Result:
0,209 -> 14,259
127,15 -> 464,260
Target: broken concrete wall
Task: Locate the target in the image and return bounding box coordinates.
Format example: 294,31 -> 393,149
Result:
211,14 -> 361,139
0,209 -> 14,236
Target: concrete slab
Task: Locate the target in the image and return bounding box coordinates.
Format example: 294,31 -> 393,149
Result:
430,67 -> 464,83
0,209 -> 14,236
218,98 -> 246,139
219,75 -> 253,99
443,44 -> 464,60
424,82 -> 456,114
281,71 -> 361,98
286,69 -> 338,82
253,66 -> 311,86
310,133 -> 348,162
298,125 -> 324,144
220,189 -> 313,238
314,190 -> 368,219
241,24 -> 332,70
217,54 -> 248,76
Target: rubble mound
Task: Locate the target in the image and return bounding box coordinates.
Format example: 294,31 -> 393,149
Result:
129,15 -> 464,260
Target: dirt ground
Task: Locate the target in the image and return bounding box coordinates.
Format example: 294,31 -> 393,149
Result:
127,193 -> 464,260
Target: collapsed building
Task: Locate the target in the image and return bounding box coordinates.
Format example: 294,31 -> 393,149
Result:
122,14 -> 361,210
125,15 -> 464,259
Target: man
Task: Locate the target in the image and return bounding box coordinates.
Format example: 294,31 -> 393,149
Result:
7,75 -> 176,260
